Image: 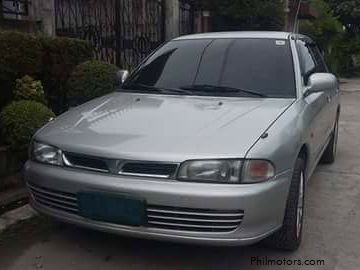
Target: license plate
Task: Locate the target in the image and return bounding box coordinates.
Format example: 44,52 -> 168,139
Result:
78,192 -> 145,226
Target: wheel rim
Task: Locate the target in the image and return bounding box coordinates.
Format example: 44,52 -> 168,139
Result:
296,172 -> 305,239
333,120 -> 339,157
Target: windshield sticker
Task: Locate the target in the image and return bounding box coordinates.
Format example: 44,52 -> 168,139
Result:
276,40 -> 286,46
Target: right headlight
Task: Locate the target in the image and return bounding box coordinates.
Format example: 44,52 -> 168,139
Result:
31,141 -> 63,166
177,159 -> 242,183
177,159 -> 275,184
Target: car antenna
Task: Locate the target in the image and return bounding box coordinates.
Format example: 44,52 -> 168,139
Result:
292,0 -> 303,34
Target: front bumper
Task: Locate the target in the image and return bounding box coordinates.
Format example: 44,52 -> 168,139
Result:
24,161 -> 292,246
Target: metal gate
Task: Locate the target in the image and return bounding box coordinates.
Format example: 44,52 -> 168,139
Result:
55,0 -> 165,69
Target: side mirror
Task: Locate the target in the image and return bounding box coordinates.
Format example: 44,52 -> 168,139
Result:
304,73 -> 337,97
116,70 -> 130,86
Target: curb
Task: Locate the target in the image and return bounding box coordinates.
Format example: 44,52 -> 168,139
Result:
0,204 -> 37,232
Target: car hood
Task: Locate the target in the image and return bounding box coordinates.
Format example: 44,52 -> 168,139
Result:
36,92 -> 294,162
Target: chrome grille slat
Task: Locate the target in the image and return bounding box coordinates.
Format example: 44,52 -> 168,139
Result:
30,189 -> 78,207
147,214 -> 242,223
147,208 -> 244,217
146,205 -> 244,233
28,183 -> 79,214
28,184 -> 77,201
34,197 -> 78,213
147,220 -> 239,229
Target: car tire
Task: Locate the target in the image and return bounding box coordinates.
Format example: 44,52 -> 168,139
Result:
263,158 -> 305,251
320,117 -> 339,164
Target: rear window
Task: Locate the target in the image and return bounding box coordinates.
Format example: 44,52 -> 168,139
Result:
126,38 -> 296,98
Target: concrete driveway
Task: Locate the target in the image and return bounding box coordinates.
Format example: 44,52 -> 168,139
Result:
1,80 -> 360,270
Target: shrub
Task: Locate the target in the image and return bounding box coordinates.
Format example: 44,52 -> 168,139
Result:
0,30 -> 43,109
0,101 -> 55,150
40,36 -> 93,99
14,75 -> 47,105
67,60 -> 119,105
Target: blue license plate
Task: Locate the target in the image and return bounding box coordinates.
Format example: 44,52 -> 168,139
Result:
78,192 -> 145,226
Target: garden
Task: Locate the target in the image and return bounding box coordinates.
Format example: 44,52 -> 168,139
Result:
0,30 -> 120,190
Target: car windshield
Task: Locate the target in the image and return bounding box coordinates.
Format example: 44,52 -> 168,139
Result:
122,38 -> 296,98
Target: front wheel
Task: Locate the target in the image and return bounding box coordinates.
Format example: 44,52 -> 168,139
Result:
263,158 -> 305,251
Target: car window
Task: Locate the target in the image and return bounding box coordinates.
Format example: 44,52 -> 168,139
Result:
218,39 -> 296,98
128,39 -> 212,89
309,45 -> 328,73
296,40 -> 316,76
125,38 -> 296,98
297,40 -> 328,76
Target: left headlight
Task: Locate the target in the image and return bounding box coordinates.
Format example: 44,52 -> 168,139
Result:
32,141 -> 63,166
177,160 -> 242,183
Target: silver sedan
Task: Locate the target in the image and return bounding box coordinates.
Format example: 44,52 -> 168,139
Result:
25,31 -> 340,251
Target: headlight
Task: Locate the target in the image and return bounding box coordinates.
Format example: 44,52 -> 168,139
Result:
242,160 -> 275,183
32,142 -> 63,166
177,160 -> 242,183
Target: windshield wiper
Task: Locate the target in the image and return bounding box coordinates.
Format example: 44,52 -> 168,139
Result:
121,83 -> 192,95
180,84 -> 267,98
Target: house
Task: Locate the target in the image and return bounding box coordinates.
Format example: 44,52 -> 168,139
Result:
0,0 -> 206,68
0,0 -> 317,69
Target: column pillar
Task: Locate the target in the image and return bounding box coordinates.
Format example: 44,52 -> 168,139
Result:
37,0 -> 56,36
165,0 -> 180,40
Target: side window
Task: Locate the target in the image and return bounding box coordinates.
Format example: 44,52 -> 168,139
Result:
296,40 -> 316,77
309,45 -> 328,73
297,40 -> 328,84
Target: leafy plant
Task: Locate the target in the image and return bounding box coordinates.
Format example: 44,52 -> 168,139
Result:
14,75 -> 47,105
326,0 -> 360,34
0,101 -> 55,150
300,0 -> 343,51
40,36 -> 93,113
0,30 -> 42,110
67,60 -> 119,105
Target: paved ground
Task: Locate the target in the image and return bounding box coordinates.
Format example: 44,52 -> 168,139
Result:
1,79 -> 360,270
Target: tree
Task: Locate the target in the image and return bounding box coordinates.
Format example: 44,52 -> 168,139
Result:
300,0 -> 343,51
326,0 -> 360,34
301,0 -> 360,76
205,0 -> 285,31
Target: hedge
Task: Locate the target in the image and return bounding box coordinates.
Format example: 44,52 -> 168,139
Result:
67,60 -> 119,106
0,100 -> 55,150
0,30 -> 94,114
0,30 -> 43,109
40,36 -> 94,113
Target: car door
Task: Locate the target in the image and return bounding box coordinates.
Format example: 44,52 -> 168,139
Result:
308,44 -> 338,137
296,40 -> 329,164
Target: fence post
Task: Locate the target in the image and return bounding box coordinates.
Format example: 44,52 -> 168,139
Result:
165,0 -> 180,40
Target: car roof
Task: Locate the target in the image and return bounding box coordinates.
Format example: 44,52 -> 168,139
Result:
173,31 -> 314,43
174,31 -> 292,40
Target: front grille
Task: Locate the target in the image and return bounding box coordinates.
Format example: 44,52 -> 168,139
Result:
28,183 -> 244,233
147,205 -> 244,232
28,183 -> 78,214
63,152 -> 109,173
62,152 -> 178,179
119,162 -> 178,178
